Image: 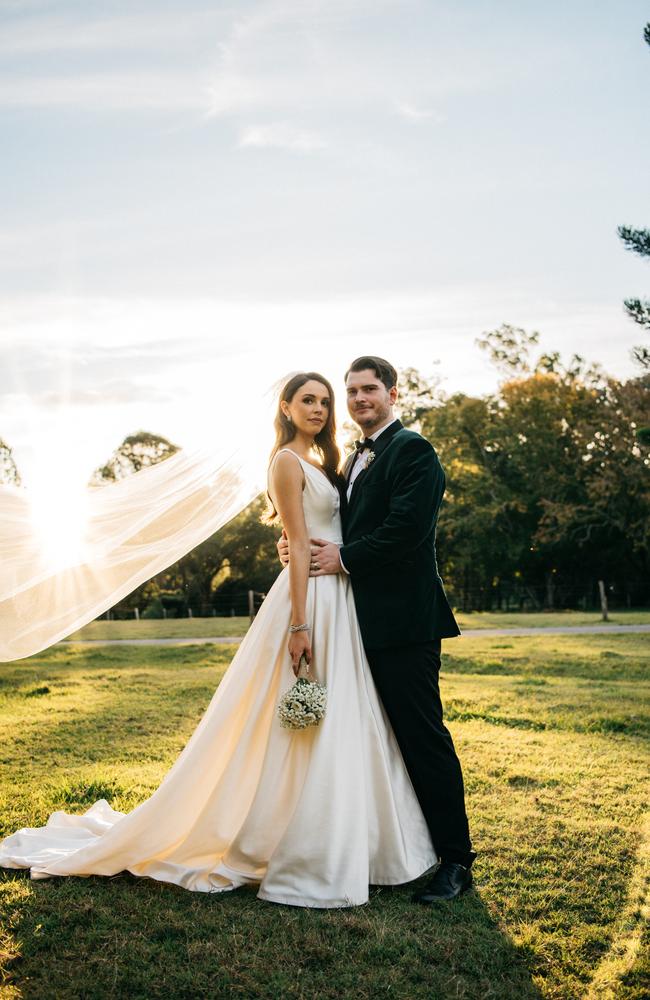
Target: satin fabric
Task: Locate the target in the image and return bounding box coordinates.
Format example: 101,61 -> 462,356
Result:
0,451 -> 436,907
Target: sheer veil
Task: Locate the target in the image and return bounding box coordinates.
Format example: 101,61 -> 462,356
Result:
0,378 -> 289,663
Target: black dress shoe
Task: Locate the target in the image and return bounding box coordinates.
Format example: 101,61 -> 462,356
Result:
412,859 -> 475,904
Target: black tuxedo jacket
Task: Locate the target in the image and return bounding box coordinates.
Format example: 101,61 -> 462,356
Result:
339,420 -> 460,650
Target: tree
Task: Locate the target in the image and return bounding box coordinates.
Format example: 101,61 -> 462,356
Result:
90,430 -> 180,485
617,23 -> 650,369
139,495 -> 279,616
397,366 -> 442,428
421,392 -> 517,610
618,223 -> 650,369
475,323 -> 540,376
218,496 -> 281,592
538,373 -> 650,588
0,438 -> 21,486
422,372 -> 607,609
476,323 -> 604,386
421,326 -> 649,610
90,428 -> 280,615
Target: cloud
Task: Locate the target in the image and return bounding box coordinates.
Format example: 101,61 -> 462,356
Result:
0,1 -> 538,119
0,72 -> 210,112
0,7 -> 231,112
393,101 -> 445,124
0,9 -> 221,55
238,122 -> 327,152
203,1 -> 494,120
5,380 -> 175,410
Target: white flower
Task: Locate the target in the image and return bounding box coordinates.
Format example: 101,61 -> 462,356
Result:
362,451 -> 375,470
277,677 -> 327,730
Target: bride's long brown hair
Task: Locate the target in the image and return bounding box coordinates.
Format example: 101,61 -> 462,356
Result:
263,372 -> 342,524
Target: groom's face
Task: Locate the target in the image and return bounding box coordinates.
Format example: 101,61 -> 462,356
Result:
345,369 -> 397,434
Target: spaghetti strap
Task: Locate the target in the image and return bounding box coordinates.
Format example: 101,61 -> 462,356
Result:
270,449 -> 336,492
273,448 -> 305,465
268,448 -> 306,476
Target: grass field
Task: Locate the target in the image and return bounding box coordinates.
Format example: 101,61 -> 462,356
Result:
0,634 -> 648,998
64,608 -> 650,642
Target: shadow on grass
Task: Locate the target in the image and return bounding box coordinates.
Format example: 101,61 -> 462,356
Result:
0,680 -> 220,771
1,869 -> 543,1000
444,633 -> 650,682
17,643 -> 233,673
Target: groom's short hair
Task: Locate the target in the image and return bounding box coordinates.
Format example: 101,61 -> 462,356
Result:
345,356 -> 397,391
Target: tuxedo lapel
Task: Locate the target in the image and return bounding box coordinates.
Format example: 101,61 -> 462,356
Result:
348,420 -> 403,506
366,418 -> 403,457
343,451 -> 356,484
339,453 -> 356,523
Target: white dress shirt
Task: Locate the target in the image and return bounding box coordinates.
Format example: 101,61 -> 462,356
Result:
338,417 -> 399,574
346,417 -> 399,500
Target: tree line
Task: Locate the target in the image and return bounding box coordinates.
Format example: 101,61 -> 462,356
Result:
3,324 -> 647,615
420,326 -> 648,611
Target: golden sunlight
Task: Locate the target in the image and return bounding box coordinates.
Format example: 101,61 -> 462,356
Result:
28,473 -> 90,571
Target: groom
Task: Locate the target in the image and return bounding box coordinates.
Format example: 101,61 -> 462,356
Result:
285,355 -> 476,903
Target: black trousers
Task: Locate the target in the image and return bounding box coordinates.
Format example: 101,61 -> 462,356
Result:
365,640 -> 473,866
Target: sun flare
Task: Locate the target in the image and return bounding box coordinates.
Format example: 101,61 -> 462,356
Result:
29,479 -> 89,571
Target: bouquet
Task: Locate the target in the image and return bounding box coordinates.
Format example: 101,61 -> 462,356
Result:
277,655 -> 327,730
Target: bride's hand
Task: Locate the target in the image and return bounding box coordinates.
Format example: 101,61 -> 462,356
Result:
288,631 -> 311,676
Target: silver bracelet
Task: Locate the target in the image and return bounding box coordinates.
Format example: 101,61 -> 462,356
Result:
289,623 -> 311,633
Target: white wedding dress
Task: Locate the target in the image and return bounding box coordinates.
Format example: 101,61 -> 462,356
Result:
0,451 -> 436,908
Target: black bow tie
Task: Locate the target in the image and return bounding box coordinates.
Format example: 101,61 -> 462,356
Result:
354,438 -> 375,452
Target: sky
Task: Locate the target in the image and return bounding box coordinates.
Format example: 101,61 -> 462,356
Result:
1,0 -> 649,490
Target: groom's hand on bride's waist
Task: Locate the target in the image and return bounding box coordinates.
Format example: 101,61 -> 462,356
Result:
277,533 -> 343,576
309,539 -> 343,576
277,529 -> 290,566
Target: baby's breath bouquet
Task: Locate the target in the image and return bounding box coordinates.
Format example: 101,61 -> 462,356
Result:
277,656 -> 327,730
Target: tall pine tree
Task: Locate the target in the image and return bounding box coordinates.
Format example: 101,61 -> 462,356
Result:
617,23 -> 650,369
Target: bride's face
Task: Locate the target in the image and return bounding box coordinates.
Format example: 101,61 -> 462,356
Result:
282,380 -> 331,437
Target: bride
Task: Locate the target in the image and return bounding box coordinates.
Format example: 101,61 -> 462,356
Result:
0,371 -> 436,908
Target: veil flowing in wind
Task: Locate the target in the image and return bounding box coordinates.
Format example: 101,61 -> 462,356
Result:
0,377 -> 289,663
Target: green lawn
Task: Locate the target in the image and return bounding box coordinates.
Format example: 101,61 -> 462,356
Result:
455,609 -> 650,629
1,635 -> 648,999
64,608 -> 650,642
65,616 -> 252,641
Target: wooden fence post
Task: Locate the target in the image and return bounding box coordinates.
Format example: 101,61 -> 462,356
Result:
598,580 -> 609,622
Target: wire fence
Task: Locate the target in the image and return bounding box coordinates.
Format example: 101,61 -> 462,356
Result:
445,579 -> 650,613
103,580 -> 649,622
104,591 -> 267,622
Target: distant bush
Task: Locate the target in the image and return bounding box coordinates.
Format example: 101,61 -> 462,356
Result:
142,598 -> 165,619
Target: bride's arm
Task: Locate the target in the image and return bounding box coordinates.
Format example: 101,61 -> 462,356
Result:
269,452 -> 312,675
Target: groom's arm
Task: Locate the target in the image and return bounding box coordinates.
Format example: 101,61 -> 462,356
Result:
338,437 -> 444,577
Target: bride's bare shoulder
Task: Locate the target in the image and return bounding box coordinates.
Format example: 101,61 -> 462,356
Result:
268,450 -> 305,489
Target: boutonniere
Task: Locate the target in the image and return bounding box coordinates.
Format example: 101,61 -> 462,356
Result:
361,450 -> 375,470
